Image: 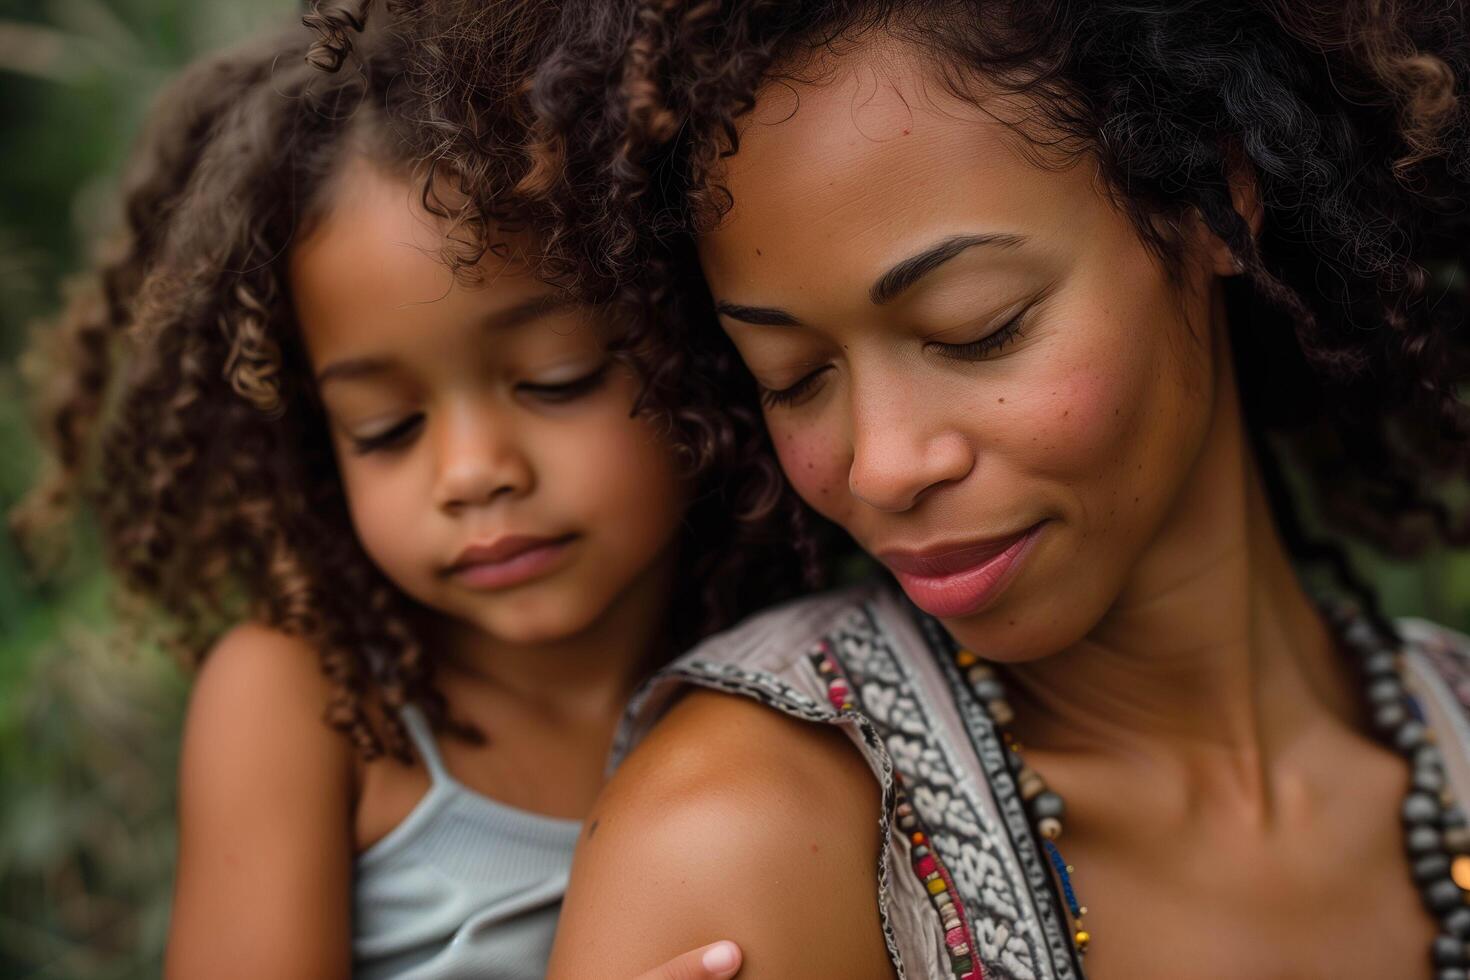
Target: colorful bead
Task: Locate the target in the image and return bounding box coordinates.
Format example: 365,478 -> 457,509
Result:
1454,857 -> 1470,891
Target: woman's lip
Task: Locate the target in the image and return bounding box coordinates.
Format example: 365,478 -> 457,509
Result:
445,535 -> 576,591
883,522 -> 1045,619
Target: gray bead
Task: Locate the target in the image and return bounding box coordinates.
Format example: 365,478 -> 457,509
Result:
1412,826 -> 1445,854
1374,702 -> 1408,731
1418,767 -> 1449,794
1397,721 -> 1430,752
1419,854 -> 1455,883
1449,908 -> 1470,939
1344,619 -> 1377,649
1447,807 -> 1470,829
1367,677 -> 1404,705
1421,744 -> 1447,770
971,679 -> 1006,702
1438,969 -> 1468,980
1409,792 -> 1445,824
1031,791 -> 1066,821
1436,935 -> 1467,967
1428,878 -> 1466,913
1363,650 -> 1398,675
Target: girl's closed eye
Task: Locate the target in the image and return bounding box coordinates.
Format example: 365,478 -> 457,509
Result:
350,413 -> 424,455
517,360 -> 611,404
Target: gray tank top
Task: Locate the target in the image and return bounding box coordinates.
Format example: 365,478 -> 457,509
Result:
353,705 -> 582,979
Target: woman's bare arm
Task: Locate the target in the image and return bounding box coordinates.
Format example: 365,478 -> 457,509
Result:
165,624 -> 354,979
548,689 -> 896,980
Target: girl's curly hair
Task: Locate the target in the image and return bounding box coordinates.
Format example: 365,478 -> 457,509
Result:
15,16 -> 819,761
388,0 -> 1470,641
308,0 -> 837,615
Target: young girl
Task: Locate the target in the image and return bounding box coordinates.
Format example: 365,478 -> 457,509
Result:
16,17 -> 807,979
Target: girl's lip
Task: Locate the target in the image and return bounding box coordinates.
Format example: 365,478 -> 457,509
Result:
883,522 -> 1046,619
445,535 -> 577,591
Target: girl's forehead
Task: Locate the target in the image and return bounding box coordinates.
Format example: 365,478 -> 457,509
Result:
290,160 -> 596,370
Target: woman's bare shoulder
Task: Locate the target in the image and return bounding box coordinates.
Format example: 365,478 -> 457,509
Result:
548,688 -> 894,979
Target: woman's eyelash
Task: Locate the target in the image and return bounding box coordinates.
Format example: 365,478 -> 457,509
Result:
760,366 -> 832,409
931,308 -> 1028,361
351,414 -> 423,455
518,363 -> 610,402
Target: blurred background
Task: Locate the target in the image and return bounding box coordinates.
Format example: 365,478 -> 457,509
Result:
0,2 -> 294,976
0,1 -> 1467,978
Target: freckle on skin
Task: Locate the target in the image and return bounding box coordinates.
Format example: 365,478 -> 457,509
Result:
998,397 -> 1005,403
756,247 -> 763,256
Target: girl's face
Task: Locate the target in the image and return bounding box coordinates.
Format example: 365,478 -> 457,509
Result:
699,43 -> 1237,659
291,159 -> 687,646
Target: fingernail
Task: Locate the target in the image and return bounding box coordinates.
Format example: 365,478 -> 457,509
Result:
702,941 -> 739,974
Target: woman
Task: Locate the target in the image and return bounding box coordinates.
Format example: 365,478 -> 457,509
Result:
393,1 -> 1470,976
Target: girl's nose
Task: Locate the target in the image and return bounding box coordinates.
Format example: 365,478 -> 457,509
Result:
431,405 -> 534,512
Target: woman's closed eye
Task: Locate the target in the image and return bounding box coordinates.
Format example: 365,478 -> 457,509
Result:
350,413 -> 424,455
927,305 -> 1030,362
759,365 -> 833,410
517,362 -> 611,404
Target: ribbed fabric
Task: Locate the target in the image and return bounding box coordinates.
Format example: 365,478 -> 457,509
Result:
353,705 -> 582,979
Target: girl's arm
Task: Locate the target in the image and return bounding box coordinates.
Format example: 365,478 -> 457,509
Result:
165,624 -> 355,980
547,689 -> 897,980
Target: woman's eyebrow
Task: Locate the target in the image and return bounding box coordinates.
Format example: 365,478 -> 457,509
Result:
713,301 -> 802,326
869,232 -> 1027,305
713,232 -> 1028,326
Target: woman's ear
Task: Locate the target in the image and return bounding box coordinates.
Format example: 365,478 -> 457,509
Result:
1194,158 -> 1265,277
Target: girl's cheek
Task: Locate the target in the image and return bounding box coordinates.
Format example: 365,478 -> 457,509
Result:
770,422 -> 847,515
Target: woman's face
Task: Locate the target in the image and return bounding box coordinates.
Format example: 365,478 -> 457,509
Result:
699,42 -> 1236,659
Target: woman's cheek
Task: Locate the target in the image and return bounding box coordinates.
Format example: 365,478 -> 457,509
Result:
770,421 -> 848,517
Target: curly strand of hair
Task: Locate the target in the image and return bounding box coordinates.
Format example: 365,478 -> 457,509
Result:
304,0 -> 374,73
221,281 -> 286,416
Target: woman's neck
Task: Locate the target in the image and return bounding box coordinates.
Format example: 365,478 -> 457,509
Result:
1002,336 -> 1366,798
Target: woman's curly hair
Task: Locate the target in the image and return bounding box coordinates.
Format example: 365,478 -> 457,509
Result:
15,14 -> 819,762
387,0 -> 1470,641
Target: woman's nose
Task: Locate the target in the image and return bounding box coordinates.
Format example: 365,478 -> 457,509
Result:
846,378 -> 973,513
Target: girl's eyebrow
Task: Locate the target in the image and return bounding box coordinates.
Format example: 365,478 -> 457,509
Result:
482,292 -> 578,331
317,356 -> 393,387
714,231 -> 1029,327
316,294 -> 581,387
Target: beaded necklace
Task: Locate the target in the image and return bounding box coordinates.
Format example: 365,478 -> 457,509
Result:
941,603 -> 1470,972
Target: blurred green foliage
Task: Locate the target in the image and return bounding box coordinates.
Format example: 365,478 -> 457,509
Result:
0,1 -> 1468,978
0,2 -> 293,975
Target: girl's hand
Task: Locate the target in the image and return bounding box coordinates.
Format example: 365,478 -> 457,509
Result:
635,940 -> 742,980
